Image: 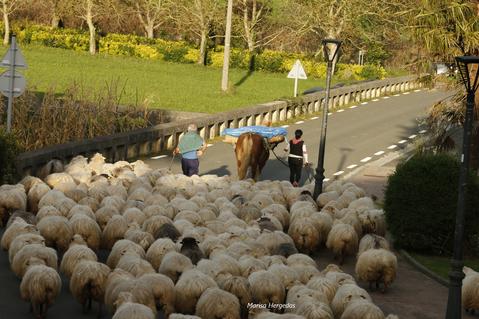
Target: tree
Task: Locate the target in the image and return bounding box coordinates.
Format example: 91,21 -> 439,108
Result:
123,0 -> 172,39
174,0 -> 225,65
1,0 -> 22,45
43,0 -> 67,27
221,0 -> 233,91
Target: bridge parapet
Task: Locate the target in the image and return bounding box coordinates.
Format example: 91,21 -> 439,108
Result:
15,74 -> 425,176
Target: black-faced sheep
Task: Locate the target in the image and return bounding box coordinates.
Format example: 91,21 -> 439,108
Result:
180,237 -> 205,265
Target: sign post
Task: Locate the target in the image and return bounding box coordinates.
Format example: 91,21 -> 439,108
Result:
0,35 -> 27,133
287,59 -> 307,97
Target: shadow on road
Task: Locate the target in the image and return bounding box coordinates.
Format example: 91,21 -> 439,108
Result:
204,165 -> 231,176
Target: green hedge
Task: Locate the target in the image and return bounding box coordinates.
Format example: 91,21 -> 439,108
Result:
11,24 -> 387,81
384,153 -> 479,255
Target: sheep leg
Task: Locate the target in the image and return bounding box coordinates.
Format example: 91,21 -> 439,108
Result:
88,296 -> 92,311
82,302 -> 89,314
97,302 -> 103,319
381,282 -> 388,293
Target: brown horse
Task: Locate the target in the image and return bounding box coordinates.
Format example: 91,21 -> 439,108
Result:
235,132 -> 271,181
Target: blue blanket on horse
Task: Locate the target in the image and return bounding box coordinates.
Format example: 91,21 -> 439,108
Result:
222,126 -> 287,139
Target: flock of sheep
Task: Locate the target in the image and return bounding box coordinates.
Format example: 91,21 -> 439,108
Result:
0,152 -> 410,319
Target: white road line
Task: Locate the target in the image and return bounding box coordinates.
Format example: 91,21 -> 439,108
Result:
282,125 -> 289,128
419,129 -> 427,134
383,96 -> 390,99
333,171 -> 344,176
361,102 -> 368,105
350,105 -> 358,109
409,134 -> 417,139
374,151 -> 385,156
328,112 -> 333,115
387,145 -> 397,150
360,157 -> 372,163
151,155 -> 167,160
311,116 -> 319,120
324,178 -> 330,182
393,94 -> 400,97
398,140 -> 407,144
372,99 -> 379,102
295,120 -> 305,124
403,92 -> 410,95
347,164 -> 358,169
337,109 -> 344,113
207,144 -> 213,147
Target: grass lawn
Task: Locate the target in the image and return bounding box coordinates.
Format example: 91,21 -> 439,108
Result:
6,45 -> 358,113
409,252 -> 479,279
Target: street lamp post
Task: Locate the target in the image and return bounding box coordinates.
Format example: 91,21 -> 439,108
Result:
313,39 -> 342,200
445,56 -> 479,319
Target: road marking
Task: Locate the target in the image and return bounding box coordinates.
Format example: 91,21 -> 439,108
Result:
393,94 -> 400,97
311,116 -> 319,120
324,178 -> 330,182
328,112 -> 333,115
333,171 -> 344,176
382,96 -> 390,99
398,140 -> 407,144
403,92 -> 410,95
349,105 -> 358,109
419,129 -> 427,134
295,120 -> 305,124
151,155 -> 167,160
347,164 -> 358,169
360,157 -> 372,163
372,99 -> 379,102
361,102 -> 368,105
337,109 -> 344,113
387,145 -> 397,150
374,151 -> 385,156
409,134 -> 417,139
282,125 -> 289,128
414,89 -> 421,92
207,144 -> 213,147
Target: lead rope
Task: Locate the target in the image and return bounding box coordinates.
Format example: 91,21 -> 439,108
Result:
264,137 -> 290,168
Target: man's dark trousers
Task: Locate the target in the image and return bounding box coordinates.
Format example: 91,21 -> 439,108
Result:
181,158 -> 199,176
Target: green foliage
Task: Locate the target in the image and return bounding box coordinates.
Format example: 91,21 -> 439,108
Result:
0,131 -> 20,184
385,153 -> 479,255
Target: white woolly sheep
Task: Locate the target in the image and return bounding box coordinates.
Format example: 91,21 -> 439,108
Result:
122,207 -> 147,226
78,196 -> 100,212
125,226 -> 155,251
142,215 -> 173,237
331,283 -> 371,318
337,211 -> 363,237
256,230 -> 296,255
95,206 -> 120,230
463,266 -> 479,313
70,260 -> 111,314
169,314 -> 202,319
112,292 -> 155,319
286,254 -> 317,269
335,190 -> 358,209
309,212 -> 333,244
36,205 -> 62,221
174,269 -> 218,314
44,172 -> 74,188
260,255 -> 287,268
340,299 -> 385,319
104,269 -> 135,311
102,215 -> 129,249
69,214 -> 101,251
137,273 -> 176,317
295,301 -> 334,319
159,251 -> 194,282
195,287 -> 241,319
348,197 -> 375,210
261,204 -> 290,230
37,215 -> 73,253
355,248 -> 397,292
306,276 -> 338,303
100,195 -> 125,211
1,217 -> 38,250
27,182 -> 50,213
0,184 -> 27,225
60,235 -> 98,278
106,239 -> 146,269
67,204 -> 96,221
105,276 -> 156,314
268,264 -> 301,291
19,175 -> 44,192
116,254 -> 156,277
291,265 -> 321,284
20,262 -> 61,319
326,223 -> 359,265
8,233 -> 45,263
218,275 -> 253,318
285,285 -> 329,310
212,253 -> 242,277
317,190 -> 340,208
239,255 -> 267,278
288,218 -> 320,254
146,238 -> 178,270
358,234 -> 390,256
12,243 -> 58,278
248,270 -> 286,311
321,201 -> 340,219
358,209 -> 387,236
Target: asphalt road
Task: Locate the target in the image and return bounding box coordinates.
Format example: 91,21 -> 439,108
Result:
0,87 -> 452,319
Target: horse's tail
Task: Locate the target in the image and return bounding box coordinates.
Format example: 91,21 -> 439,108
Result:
236,133 -> 253,180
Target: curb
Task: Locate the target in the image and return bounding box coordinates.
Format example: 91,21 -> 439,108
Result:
399,250 -> 450,287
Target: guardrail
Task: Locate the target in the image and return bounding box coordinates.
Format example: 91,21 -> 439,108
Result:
15,75 -> 425,176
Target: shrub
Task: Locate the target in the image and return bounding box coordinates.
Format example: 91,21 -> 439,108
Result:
384,153 -> 479,255
0,131 -> 20,184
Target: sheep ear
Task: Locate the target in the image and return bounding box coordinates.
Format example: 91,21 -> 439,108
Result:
346,295 -> 352,302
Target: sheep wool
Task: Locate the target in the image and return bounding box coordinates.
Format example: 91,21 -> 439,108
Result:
116,254 -> 156,277
137,273 -> 176,317
331,284 -> 371,318
288,217 -> 320,254
295,301 -> 334,319
463,266 -> 479,312
27,182 -> 50,213
112,292 -> 155,319
340,299 -> 385,319
268,264 -> 301,291
102,215 -> 129,250
107,239 -> 146,269
8,233 -> 45,263
326,223 -> 359,265
125,228 -> 155,251
146,238 -> 178,270
60,239 -> 98,278
159,251 -> 194,283
6,211 -> 37,228
306,276 -> 338,303
195,287 -> 241,319
174,269 -> 218,314
218,275 -> 253,318
248,270 -> 286,310
286,254 -> 318,268
0,184 -> 27,225
355,248 -> 397,292
357,234 -> 390,256
12,243 -> 58,278
68,214 -> 101,251
1,218 -> 38,250
37,215 -> 73,253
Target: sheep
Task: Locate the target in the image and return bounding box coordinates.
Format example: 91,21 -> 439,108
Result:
124,225 -> 155,251
331,284 -> 371,318
6,210 -> 37,228
169,314 -> 201,319
195,287 -> 241,319
239,255 -> 267,278
64,184 -> 89,203
146,238 -> 178,270
212,253 -> 242,277
12,243 -> 58,278
309,212 -> 333,244
36,205 -> 63,221
271,243 -> 299,258
285,285 -> 329,309
95,206 -> 120,230
348,197 -> 375,210
105,276 -> 157,314
238,202 -> 262,223
321,201 -> 340,219
78,196 -> 100,212
286,254 -> 317,269
257,216 -> 281,232
100,195 -> 125,211
67,204 -> 96,220
27,182 -> 51,213
142,215 -> 173,237
248,270 -> 286,311
256,230 -> 296,255
291,265 -> 321,284
159,251 -> 194,283
70,260 -> 111,315
250,193 -> 275,210
261,204 -> 290,230
137,273 -> 176,317
60,235 -> 98,278
102,215 -> 129,249
104,269 -> 135,311
0,184 -> 27,225
37,215 -> 73,253
8,233 -> 45,263
337,211 -> 363,237
106,239 -> 146,269
226,241 -> 253,259
111,292 -> 156,319
174,269 -> 218,314
358,209 -> 387,236
260,255 -> 287,268
340,299 -> 385,319
288,218 -> 321,254
355,248 -> 397,292
463,266 -> 479,313
358,234 -> 390,256
197,207 -> 217,223
155,223 -> 181,242
37,189 -> 65,211
218,276 -> 253,319
122,207 -> 147,226
1,217 -> 38,251
295,301 -> 334,319
306,276 -> 338,303
68,214 -> 101,251
317,190 -> 340,208
326,223 -> 359,265
116,254 -> 156,277
180,237 -> 205,265
268,264 -> 301,291
20,262 -> 61,319
336,190 -> 358,209
19,175 -> 44,192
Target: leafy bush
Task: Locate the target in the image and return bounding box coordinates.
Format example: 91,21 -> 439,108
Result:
384,153 -> 479,255
0,131 -> 20,184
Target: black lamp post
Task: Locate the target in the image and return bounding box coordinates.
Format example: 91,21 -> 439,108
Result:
313,39 -> 342,199
445,56 -> 479,319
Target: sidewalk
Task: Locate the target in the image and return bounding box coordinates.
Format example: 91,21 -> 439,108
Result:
340,151 -> 474,318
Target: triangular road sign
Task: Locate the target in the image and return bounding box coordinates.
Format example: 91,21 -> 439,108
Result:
287,59 -> 307,80
1,46 -> 27,68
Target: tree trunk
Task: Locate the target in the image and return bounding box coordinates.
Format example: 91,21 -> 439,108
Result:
86,0 -> 96,54
3,1 -> 9,46
146,23 -> 154,39
221,0 -> 233,92
51,13 -> 60,28
198,29 -> 207,65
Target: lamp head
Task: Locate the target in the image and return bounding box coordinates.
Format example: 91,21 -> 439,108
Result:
455,56 -> 479,93
322,39 -> 342,63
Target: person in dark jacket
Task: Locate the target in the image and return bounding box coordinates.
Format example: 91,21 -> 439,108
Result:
284,129 -> 309,187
